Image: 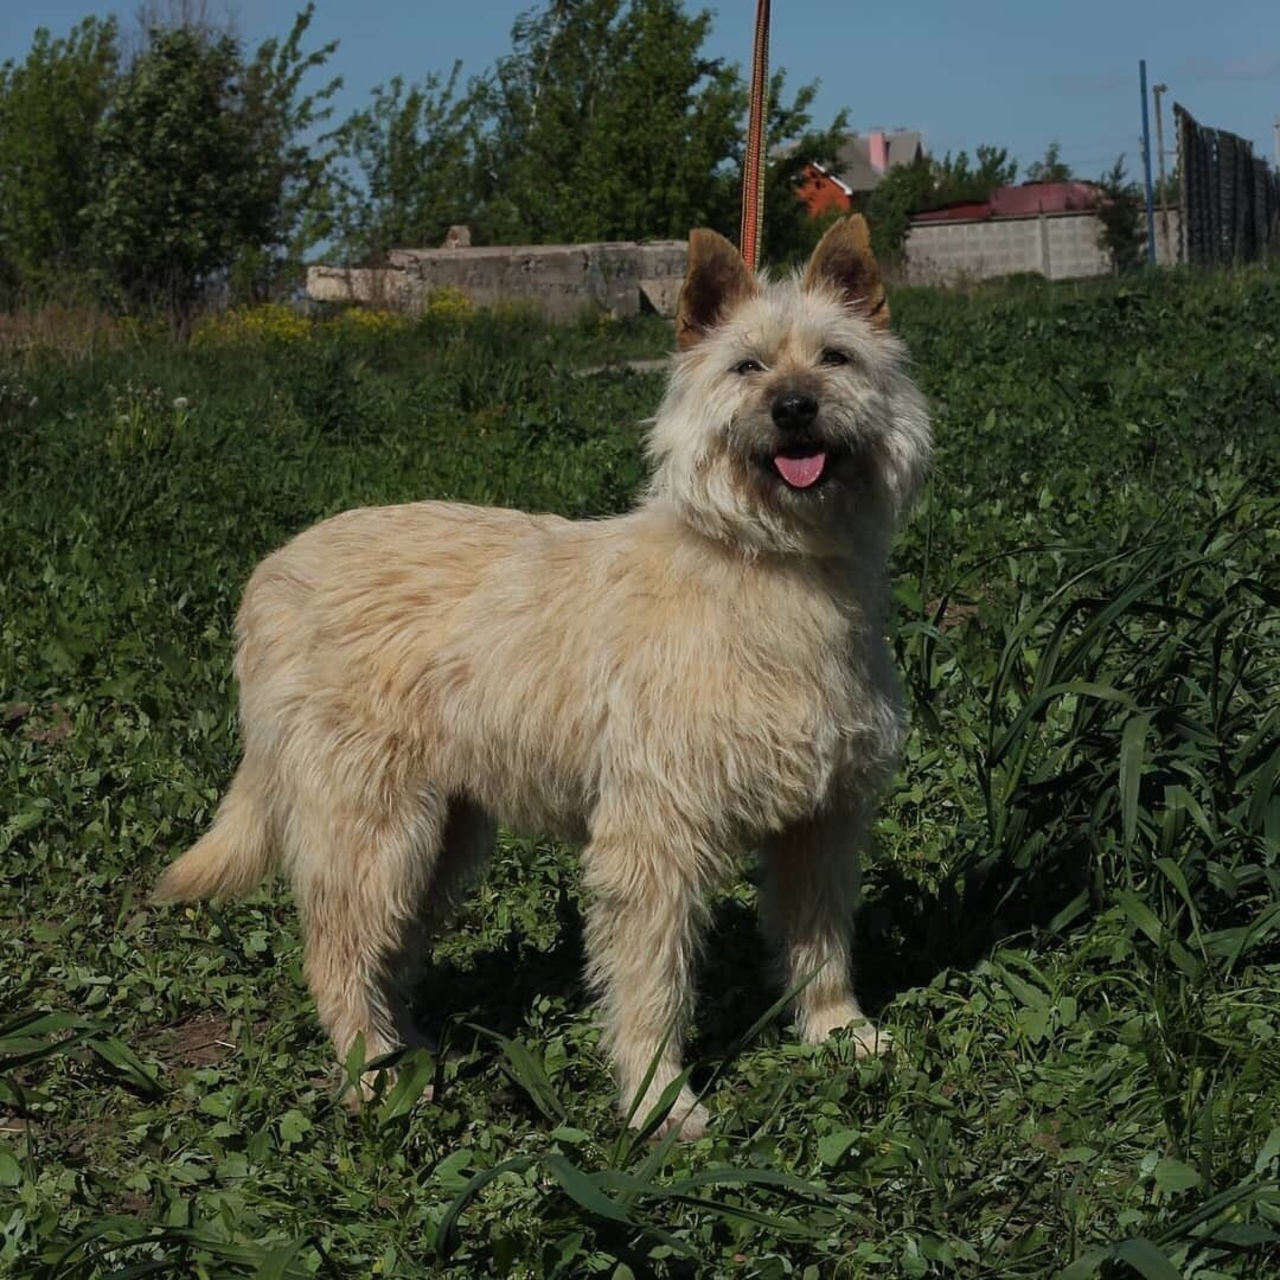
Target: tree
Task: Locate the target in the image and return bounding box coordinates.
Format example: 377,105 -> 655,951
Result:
234,8 -> 342,298
1026,140 -> 1072,183
863,143 -> 1017,262
1096,156 -> 1146,272
863,156 -> 936,263
932,144 -> 1018,205
456,0 -> 844,261
90,27 -> 250,317
0,18 -> 120,298
470,0 -> 741,245
88,6 -> 338,320
319,0 -> 845,267
326,65 -> 480,264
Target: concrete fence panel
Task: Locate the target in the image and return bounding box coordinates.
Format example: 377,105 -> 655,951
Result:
307,241 -> 689,320
905,209 -> 1181,286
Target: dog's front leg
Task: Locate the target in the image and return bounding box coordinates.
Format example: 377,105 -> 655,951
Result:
759,800 -> 889,1058
581,828 -> 711,1140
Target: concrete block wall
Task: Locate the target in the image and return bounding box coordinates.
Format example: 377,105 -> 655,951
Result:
307,240 -> 689,320
905,209 -> 1181,285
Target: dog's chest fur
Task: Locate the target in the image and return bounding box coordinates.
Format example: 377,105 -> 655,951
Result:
594,553 -> 904,844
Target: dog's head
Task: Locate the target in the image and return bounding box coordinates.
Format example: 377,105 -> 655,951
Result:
646,216 -> 932,558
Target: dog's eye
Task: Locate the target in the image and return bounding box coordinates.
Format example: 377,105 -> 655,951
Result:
820,349 -> 850,368
732,358 -> 764,376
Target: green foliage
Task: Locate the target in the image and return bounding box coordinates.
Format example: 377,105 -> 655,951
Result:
1096,155 -> 1148,273
0,0 -> 870,302
2,214 -> 1279,1277
88,7 -> 337,321
933,143 -> 1018,203
0,17 -> 120,298
325,0 -> 846,266
0,7 -> 335,318
230,7 -> 342,301
1027,139 -> 1074,183
89,27 -> 257,319
473,0 -> 743,244
325,64 -> 479,263
864,157 -> 937,261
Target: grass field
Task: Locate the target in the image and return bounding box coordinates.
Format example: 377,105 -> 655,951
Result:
2,271 -> 1278,1278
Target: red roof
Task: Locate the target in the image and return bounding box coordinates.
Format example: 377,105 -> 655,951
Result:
911,181 -> 1103,223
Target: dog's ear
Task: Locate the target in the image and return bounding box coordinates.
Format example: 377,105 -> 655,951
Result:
802,215 -> 890,329
676,229 -> 758,350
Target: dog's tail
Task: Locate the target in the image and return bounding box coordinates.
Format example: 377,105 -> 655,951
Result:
153,773 -> 273,902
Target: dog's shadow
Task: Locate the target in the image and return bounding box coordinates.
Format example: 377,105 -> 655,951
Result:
412,884 -> 588,1042
412,849 -> 1084,1062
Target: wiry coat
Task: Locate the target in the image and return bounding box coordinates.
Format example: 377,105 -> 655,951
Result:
154,218 -> 932,1138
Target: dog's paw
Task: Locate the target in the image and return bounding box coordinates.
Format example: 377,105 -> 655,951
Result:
631,1087 -> 709,1142
648,1099 -> 710,1142
850,1019 -> 892,1060
800,1003 -> 891,1059
652,1111 -> 708,1142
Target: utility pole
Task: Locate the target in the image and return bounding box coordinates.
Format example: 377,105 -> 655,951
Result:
1152,82 -> 1170,264
1274,117 -> 1280,169
1139,60 -> 1157,266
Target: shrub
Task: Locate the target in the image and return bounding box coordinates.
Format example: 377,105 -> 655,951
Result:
190,302 -> 312,348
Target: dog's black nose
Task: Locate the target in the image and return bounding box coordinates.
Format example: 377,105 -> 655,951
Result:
771,393 -> 819,433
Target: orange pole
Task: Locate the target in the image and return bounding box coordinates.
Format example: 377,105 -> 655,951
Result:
739,0 -> 771,272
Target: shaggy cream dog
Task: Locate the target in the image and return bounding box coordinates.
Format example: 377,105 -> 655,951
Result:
155,217 -> 932,1139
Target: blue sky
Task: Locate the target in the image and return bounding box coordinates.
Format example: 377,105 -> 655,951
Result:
2,0 -> 1277,180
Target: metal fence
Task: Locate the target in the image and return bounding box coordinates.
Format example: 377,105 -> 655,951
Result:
1176,103 -> 1280,266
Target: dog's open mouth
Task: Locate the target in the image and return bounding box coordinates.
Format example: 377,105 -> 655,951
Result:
772,447 -> 828,489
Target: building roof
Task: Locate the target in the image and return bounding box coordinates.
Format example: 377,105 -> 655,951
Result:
911,180 -> 1104,223
832,130 -> 925,193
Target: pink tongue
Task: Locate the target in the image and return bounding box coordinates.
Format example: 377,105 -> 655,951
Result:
774,451 -> 827,488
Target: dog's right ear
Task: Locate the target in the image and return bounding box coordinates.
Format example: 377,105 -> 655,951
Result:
803,215 -> 890,329
675,229 -> 757,350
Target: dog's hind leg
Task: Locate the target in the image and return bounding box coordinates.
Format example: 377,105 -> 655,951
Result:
582,814 -> 713,1140
759,801 -> 888,1058
285,775 -> 449,1090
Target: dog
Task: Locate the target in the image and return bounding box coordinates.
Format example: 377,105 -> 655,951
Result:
154,216 -> 931,1139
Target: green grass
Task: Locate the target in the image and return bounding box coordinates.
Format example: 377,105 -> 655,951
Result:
2,271 -> 1278,1277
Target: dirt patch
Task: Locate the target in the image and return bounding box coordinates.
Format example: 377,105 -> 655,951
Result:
1,702 -> 31,731
925,597 -> 980,631
150,1014 -> 239,1068
116,1190 -> 151,1215
8,702 -> 74,745
573,358 -> 669,379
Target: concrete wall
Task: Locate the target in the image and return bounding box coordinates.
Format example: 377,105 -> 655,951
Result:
905,209 -> 1181,285
307,240 -> 689,320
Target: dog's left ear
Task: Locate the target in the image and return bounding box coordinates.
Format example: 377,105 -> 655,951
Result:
802,215 -> 890,329
676,229 -> 758,350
